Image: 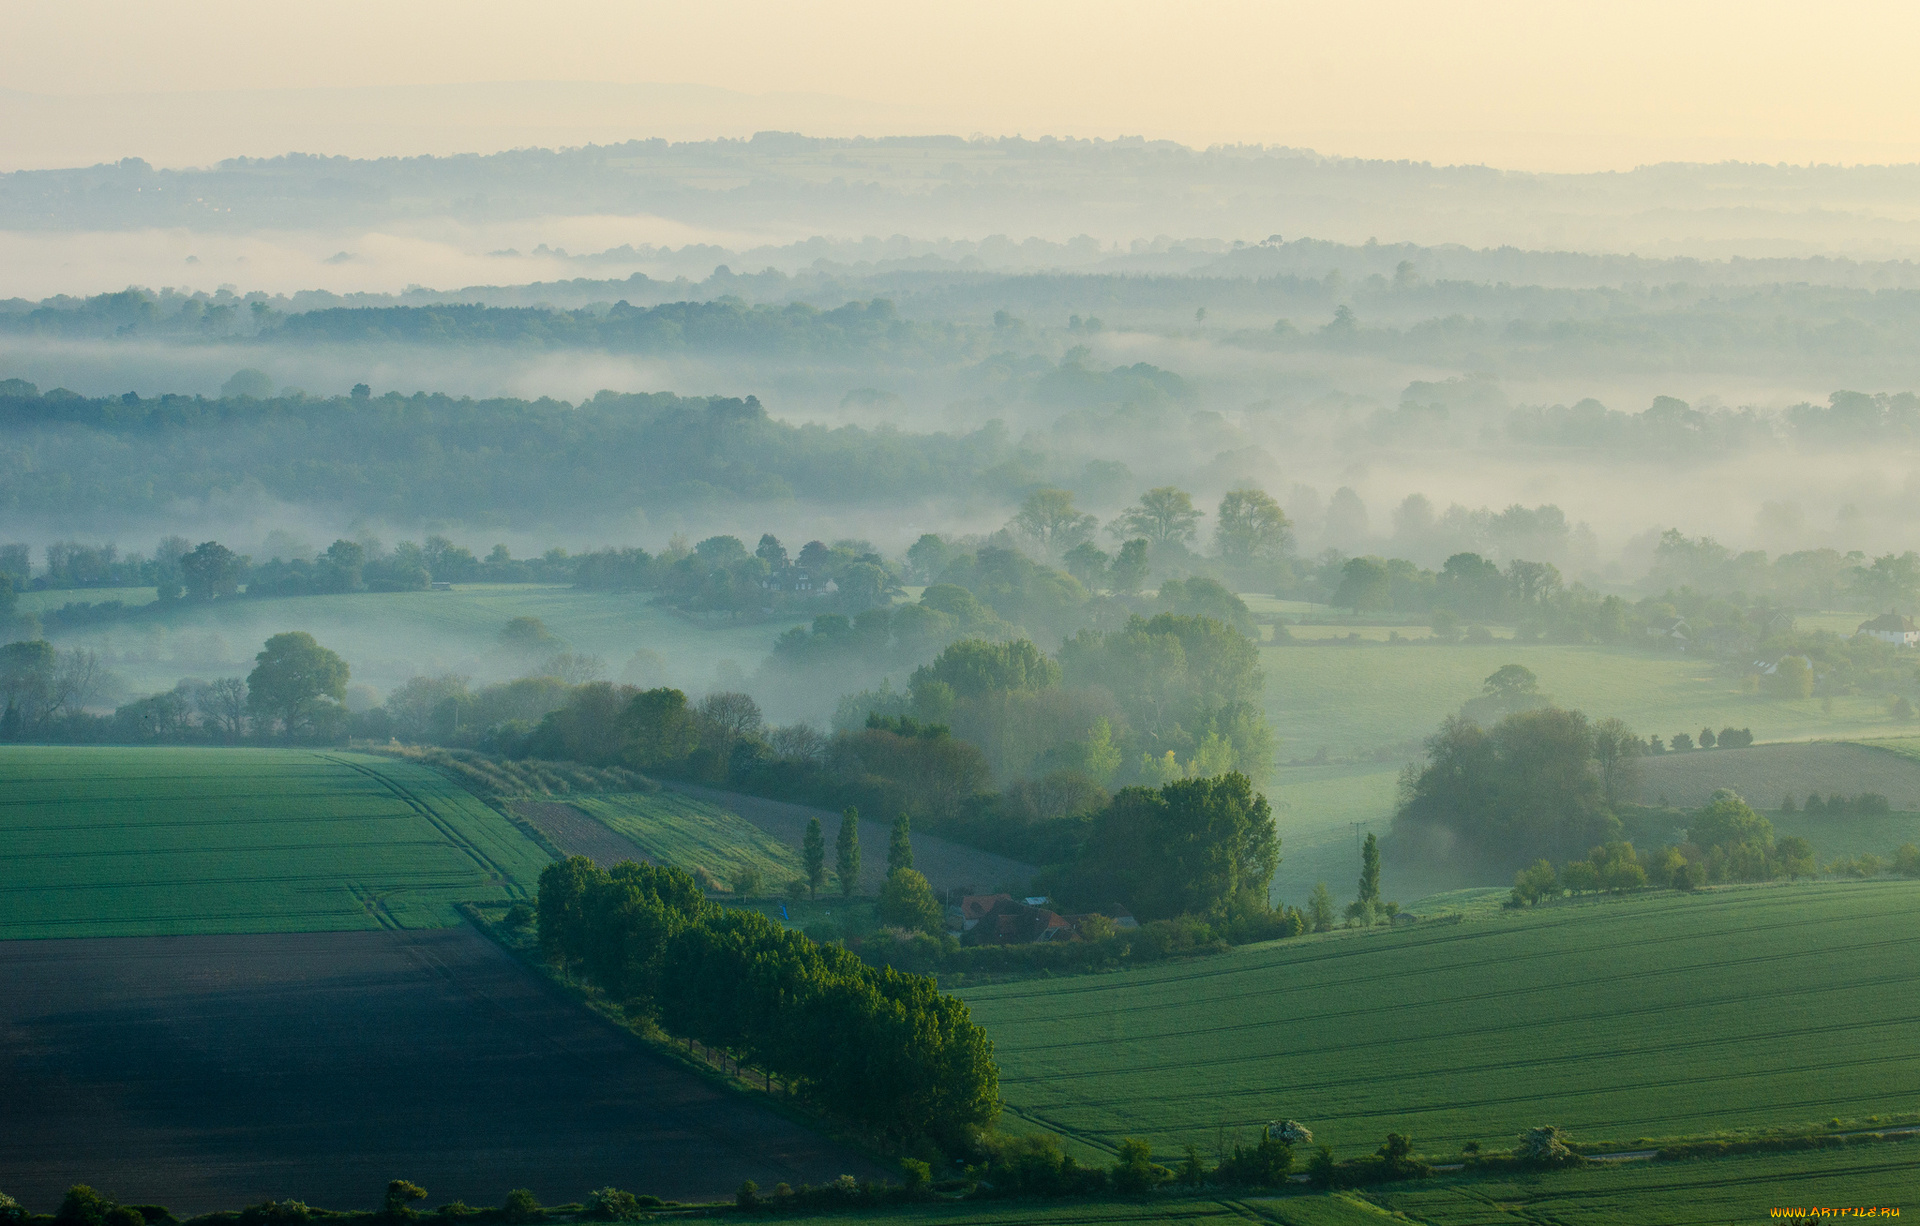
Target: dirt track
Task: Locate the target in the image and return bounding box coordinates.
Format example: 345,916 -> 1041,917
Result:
511,800 -> 650,868
0,927 -> 882,1213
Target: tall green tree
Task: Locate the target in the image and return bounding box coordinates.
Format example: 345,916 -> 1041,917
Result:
1590,716 -> 1642,806
245,631 -> 348,739
888,813 -> 914,872
180,540 -> 244,600
878,866 -> 943,935
1013,488 -> 1098,554
803,816 -> 826,900
836,807 -> 860,897
1357,832 -> 1380,905
1393,708 -> 1616,871
1307,882 -> 1336,932
1332,556 -> 1391,612
1053,772 -> 1277,920
1214,488 -> 1293,567
1109,538 -> 1150,595
1112,487 -> 1203,547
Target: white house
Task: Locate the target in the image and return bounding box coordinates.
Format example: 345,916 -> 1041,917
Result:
1857,612 -> 1920,647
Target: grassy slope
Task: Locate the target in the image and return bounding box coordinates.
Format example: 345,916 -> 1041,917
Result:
0,745 -> 552,938
962,881 -> 1920,1162
571,792 -> 804,883
38,583 -> 787,705
1259,641 -> 1907,761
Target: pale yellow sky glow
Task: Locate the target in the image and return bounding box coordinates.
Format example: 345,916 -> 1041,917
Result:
5,1 -> 1919,169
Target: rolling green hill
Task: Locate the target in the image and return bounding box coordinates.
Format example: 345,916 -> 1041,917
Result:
962,881 -> 1920,1163
0,745 -> 553,938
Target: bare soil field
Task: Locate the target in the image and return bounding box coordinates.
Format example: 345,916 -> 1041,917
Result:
0,926 -> 882,1214
1633,741 -> 1920,811
510,800 -> 649,869
666,784 -> 1036,895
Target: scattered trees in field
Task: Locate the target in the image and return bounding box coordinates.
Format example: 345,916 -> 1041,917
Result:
536,856 -> 999,1145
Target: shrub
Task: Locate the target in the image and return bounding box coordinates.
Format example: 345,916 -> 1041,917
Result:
1176,1146 -> 1207,1187
1509,859 -> 1557,905
970,1133 -> 1107,1197
1516,1125 -> 1581,1167
237,1204 -> 309,1226
384,1182 -> 427,1219
504,902 -> 534,928
584,1189 -> 641,1221
734,1182 -> 758,1210
0,1194 -> 22,1226
1215,1136 -> 1294,1186
500,1191 -> 540,1224
1896,844 -> 1920,877
878,867 -> 944,935
1110,1139 -> 1172,1193
1130,915 -> 1225,959
59,1187 -> 117,1226
899,1160 -> 931,1194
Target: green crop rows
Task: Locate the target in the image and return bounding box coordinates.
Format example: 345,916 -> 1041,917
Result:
0,745 -> 553,938
963,881 -> 1920,1161
572,792 -> 802,884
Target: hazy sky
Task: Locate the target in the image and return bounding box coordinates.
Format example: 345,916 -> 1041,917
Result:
8,0 -> 1920,171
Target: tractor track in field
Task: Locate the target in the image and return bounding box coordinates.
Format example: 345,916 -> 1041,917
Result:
321,753 -> 521,893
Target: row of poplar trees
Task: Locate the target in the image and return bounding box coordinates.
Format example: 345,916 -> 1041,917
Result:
536,856 -> 999,1144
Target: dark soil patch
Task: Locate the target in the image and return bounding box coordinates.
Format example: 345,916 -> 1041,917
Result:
667,784 -> 1036,896
511,800 -> 650,868
0,927 -> 883,1213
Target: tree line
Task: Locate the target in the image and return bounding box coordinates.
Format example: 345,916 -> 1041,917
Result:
1,631 -> 348,742
535,856 -> 998,1146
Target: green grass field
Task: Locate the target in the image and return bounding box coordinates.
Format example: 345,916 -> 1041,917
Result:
962,881 -> 1920,1163
38,583 -> 787,711
1265,764 -> 1406,906
0,745 -> 553,938
571,792 -> 804,884
1347,1141 -> 1920,1224
1259,642 -> 1904,761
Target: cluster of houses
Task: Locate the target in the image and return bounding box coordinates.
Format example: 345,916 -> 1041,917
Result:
950,893 -> 1140,945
